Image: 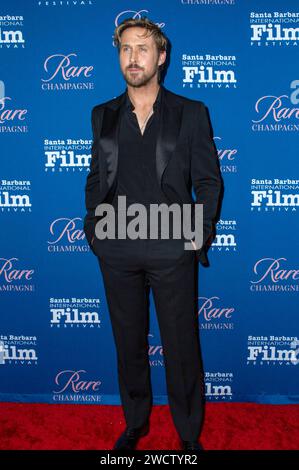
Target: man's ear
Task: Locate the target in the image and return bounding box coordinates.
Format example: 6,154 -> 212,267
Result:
158,50 -> 166,67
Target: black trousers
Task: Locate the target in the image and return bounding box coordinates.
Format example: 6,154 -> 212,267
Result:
95,237 -> 205,441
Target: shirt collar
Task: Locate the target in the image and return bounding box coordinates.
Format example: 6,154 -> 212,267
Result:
125,85 -> 163,111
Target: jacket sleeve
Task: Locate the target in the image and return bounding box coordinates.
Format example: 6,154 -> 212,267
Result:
83,105 -> 103,252
190,101 -> 222,267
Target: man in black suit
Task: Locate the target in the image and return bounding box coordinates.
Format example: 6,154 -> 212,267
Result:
84,17 -> 222,451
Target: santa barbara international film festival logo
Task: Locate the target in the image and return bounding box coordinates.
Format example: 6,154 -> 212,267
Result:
205,372 -> 233,401
0,179 -> 32,212
250,11 -> 299,47
41,53 -> 94,91
0,334 -> 38,366
44,137 -> 92,173
37,0 -> 94,8
209,218 -> 237,256
49,297 -> 101,329
52,369 -> 102,403
250,177 -> 299,212
0,257 -> 35,293
47,217 -> 87,253
247,335 -> 299,366
0,81 -> 28,134
182,52 -> 237,89
251,81 -> 299,132
249,258 -> 299,293
0,14 -> 25,49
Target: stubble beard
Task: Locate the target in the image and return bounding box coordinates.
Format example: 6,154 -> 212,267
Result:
123,65 -> 159,88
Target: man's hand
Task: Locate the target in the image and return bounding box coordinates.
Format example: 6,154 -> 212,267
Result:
190,239 -> 197,251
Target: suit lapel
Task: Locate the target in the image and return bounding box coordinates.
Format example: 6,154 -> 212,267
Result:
99,86 -> 184,194
156,93 -> 184,185
98,97 -> 124,192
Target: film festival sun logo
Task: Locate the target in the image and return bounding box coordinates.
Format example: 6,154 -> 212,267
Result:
250,11 -> 299,47
247,335 -> 299,366
0,257 -> 35,292
49,297 -> 101,329
53,369 -> 102,403
250,178 -> 299,212
205,372 -> 233,401
47,217 -> 87,253
251,81 -> 299,132
44,138 -> 92,173
0,179 -> 32,212
249,257 -> 299,293
41,53 -> 94,91
0,14 -> 25,49
0,81 -> 28,133
182,52 -> 237,89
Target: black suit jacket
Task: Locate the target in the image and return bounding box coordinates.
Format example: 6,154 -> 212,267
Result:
83,85 -> 222,267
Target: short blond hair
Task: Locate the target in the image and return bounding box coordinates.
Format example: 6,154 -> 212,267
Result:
113,17 -> 168,53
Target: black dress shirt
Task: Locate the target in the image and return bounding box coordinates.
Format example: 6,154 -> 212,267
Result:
110,85 -> 176,239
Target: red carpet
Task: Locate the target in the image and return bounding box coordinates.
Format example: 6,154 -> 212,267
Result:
1,403 -> 298,450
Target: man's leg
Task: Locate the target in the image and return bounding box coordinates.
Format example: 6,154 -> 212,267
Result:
97,246 -> 152,429
146,241 -> 204,441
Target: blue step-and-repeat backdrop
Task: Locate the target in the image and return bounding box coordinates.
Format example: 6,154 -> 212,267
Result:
1,0 -> 298,405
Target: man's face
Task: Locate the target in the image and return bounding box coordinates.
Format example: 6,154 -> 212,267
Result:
119,26 -> 166,88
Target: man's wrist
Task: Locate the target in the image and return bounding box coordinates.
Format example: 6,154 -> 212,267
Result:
190,239 -> 197,250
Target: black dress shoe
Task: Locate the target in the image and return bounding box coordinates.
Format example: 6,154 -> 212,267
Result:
113,422 -> 150,450
181,440 -> 204,452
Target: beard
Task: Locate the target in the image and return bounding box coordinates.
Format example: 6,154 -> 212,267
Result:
123,65 -> 159,88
